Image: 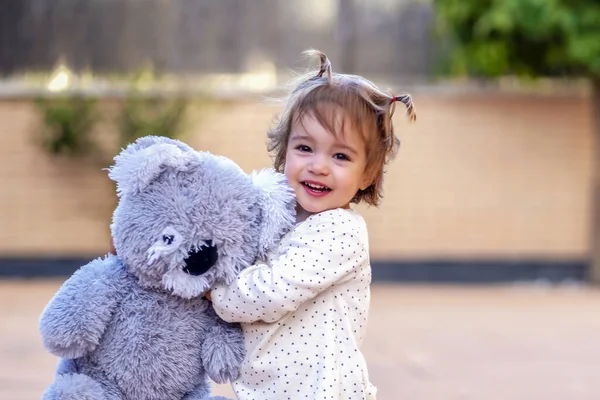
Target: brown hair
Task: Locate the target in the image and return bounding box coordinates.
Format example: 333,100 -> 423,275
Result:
267,50 -> 416,206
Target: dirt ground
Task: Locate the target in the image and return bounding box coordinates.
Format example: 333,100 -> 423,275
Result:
1,279 -> 599,400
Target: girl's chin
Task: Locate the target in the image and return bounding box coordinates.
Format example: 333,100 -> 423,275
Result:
297,203 -> 328,215
296,202 -> 320,213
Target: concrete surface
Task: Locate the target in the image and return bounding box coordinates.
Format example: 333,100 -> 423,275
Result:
1,280 -> 599,399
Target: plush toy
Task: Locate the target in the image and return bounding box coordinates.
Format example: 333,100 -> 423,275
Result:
39,136 -> 296,400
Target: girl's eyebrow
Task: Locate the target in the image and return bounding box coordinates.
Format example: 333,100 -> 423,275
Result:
290,132 -> 313,141
335,143 -> 359,156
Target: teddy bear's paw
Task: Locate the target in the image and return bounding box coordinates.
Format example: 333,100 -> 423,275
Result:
206,364 -> 241,385
202,327 -> 244,384
183,393 -> 233,400
203,344 -> 243,384
42,373 -> 110,400
44,340 -> 96,360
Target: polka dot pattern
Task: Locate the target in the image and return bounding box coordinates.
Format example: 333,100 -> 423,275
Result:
212,209 -> 377,399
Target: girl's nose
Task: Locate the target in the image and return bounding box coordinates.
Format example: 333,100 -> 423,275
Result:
308,154 -> 329,175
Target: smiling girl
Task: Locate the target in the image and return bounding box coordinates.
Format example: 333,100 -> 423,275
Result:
210,50 -> 416,400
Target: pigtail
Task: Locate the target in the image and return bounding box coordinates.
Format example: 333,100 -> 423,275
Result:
381,92 -> 415,154
381,95 -> 396,153
392,94 -> 417,122
303,49 -> 333,84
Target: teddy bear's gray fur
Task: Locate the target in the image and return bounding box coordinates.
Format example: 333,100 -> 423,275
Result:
39,136 -> 296,400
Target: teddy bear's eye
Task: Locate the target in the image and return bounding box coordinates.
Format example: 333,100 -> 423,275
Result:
163,234 -> 175,245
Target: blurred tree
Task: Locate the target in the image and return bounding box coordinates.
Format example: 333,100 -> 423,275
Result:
436,0 -> 600,283
36,96 -> 99,158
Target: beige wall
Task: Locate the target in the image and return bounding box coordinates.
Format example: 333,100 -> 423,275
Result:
0,94 -> 593,259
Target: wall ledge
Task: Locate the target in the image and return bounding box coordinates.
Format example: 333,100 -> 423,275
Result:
0,257 -> 588,284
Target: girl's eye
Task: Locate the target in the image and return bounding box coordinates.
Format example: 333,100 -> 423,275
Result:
296,145 -> 311,152
333,153 -> 350,161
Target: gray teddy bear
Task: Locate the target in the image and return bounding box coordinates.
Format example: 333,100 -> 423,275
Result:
39,136 -> 296,400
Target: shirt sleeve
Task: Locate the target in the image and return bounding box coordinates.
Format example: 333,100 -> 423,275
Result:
211,214 -> 368,324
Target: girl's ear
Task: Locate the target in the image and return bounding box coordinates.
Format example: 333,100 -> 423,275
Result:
359,179 -> 372,191
359,169 -> 375,191
251,168 -> 297,258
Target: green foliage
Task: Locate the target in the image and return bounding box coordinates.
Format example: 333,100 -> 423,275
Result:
35,96 -> 99,157
117,95 -> 188,149
36,65 -> 193,163
117,66 -> 188,146
37,93 -> 190,165
435,0 -> 600,78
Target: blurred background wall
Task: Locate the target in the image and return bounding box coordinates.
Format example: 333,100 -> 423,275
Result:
0,0 -> 434,78
0,0 -> 592,282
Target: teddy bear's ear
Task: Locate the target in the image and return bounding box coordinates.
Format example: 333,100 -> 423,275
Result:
251,168 -> 296,257
108,136 -> 195,197
124,135 -> 195,154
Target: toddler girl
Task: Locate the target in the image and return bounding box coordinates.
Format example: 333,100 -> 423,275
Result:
211,50 -> 416,400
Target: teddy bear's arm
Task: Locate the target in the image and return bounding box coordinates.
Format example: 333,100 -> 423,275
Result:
39,254 -> 130,359
200,306 -> 245,384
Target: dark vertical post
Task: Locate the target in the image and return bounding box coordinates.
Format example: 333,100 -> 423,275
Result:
336,0 -> 357,74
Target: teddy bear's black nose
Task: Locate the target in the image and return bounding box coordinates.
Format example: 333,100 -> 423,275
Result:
183,241 -> 218,276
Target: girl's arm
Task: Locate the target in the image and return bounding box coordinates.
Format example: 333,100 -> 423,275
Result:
211,215 -> 367,323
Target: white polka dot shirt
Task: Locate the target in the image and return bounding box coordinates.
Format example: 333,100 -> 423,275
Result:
212,208 -> 377,399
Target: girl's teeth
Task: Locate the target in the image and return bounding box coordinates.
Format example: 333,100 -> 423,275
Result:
304,182 -> 330,191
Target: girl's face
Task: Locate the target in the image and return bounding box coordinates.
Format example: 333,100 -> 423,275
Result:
284,107 -> 371,221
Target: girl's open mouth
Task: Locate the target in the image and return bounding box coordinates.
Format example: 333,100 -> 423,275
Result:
302,181 -> 331,196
